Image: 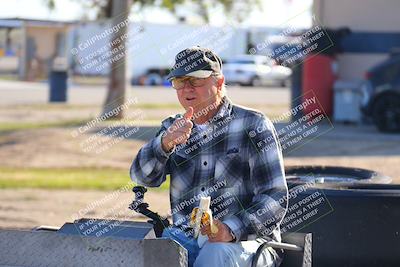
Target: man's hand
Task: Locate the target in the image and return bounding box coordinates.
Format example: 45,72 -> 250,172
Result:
161,107 -> 194,152
200,219 -> 234,243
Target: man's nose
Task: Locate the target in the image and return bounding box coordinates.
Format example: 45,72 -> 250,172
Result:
182,80 -> 195,91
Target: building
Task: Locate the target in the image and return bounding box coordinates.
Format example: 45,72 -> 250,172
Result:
0,18 -> 74,80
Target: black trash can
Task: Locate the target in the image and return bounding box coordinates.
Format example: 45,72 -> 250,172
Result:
49,70 -> 68,102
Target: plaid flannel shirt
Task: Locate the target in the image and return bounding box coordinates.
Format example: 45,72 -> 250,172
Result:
130,96 -> 288,242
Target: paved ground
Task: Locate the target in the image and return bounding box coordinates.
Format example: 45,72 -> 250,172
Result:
0,80 -> 290,106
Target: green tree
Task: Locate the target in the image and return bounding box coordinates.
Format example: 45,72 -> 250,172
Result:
45,0 -> 260,119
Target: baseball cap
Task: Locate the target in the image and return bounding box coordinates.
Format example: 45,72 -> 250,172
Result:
166,46 -> 222,80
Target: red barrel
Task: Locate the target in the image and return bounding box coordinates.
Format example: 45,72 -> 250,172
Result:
302,54 -> 336,118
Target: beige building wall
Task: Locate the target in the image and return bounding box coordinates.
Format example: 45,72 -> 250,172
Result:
314,0 -> 400,32
27,27 -> 59,59
313,0 -> 400,80
24,25 -> 68,80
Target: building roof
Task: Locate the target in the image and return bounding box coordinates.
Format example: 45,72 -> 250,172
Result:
0,18 -> 76,28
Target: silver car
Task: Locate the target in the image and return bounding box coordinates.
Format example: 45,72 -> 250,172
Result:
223,55 -> 292,87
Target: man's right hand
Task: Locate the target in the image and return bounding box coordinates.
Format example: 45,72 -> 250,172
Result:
161,107 -> 194,152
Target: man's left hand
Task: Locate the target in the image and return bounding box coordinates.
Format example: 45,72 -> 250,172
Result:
200,219 -> 234,243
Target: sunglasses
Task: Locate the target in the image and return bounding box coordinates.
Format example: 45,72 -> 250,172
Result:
171,74 -> 218,90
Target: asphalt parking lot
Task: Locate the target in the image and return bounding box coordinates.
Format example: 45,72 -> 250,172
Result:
0,80 -> 289,106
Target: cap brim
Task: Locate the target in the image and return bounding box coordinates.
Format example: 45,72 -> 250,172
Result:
167,70 -> 213,81
186,70 -> 213,78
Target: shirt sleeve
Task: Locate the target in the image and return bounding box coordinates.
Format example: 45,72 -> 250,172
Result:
239,115 -> 288,240
223,215 -> 246,243
129,122 -> 174,187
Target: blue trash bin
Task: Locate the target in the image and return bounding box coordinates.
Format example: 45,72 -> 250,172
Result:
49,70 -> 68,102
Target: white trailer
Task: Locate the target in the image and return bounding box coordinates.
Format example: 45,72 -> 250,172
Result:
69,21 -> 249,83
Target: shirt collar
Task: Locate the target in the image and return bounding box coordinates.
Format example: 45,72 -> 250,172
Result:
206,96 -> 233,124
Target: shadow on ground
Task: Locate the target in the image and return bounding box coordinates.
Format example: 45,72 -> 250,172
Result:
93,122 -> 400,158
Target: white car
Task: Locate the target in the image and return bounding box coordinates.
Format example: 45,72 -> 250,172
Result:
223,55 -> 292,87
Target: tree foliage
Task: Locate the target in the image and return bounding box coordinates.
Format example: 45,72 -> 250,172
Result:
44,0 -> 260,23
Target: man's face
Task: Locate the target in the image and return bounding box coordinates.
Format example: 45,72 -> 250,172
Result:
174,75 -> 224,114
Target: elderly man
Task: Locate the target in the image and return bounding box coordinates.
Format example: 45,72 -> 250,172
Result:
130,46 -> 288,267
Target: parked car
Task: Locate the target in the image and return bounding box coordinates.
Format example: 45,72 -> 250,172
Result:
361,50 -> 400,132
223,55 -> 292,87
131,68 -> 170,86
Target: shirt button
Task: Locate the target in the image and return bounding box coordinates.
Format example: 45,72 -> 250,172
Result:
203,161 -> 207,166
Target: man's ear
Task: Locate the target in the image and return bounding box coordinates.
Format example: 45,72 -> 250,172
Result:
217,76 -> 225,88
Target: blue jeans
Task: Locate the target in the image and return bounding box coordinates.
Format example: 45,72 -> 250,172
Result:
162,227 -> 280,267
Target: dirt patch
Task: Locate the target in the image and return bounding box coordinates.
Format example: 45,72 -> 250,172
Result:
0,110 -> 399,229
0,188 -> 170,230
0,127 -> 146,169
